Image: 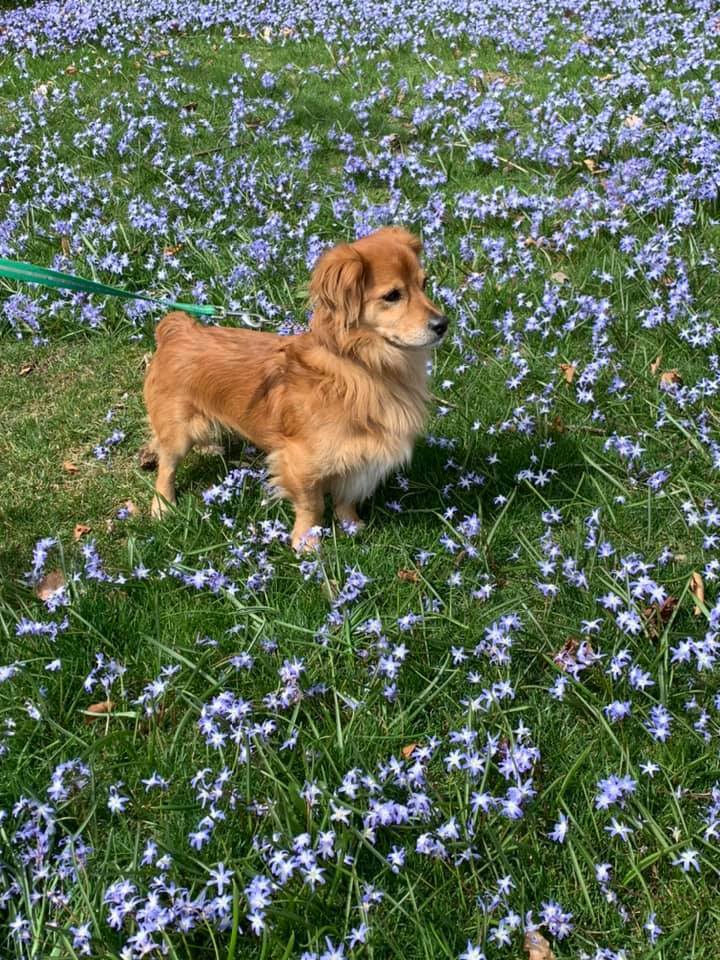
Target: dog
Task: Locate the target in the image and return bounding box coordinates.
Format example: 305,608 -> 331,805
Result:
142,226 -> 448,549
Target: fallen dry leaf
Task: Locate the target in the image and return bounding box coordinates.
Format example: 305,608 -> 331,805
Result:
660,369 -> 682,387
650,355 -> 662,375
397,569 -> 420,583
554,637 -> 578,670
19,362 -> 36,376
690,571 -> 705,616
65,64 -> 78,75
73,523 -> 91,542
642,595 -> 678,637
583,157 -> 598,173
35,570 -> 65,602
138,445 -> 158,471
598,72 -> 616,81
182,101 -> 198,112
624,113 -> 643,128
62,460 -> 79,474
401,743 -> 418,759
560,363 -> 576,384
84,700 -> 115,720
163,244 -> 183,256
152,48 -> 170,58
551,415 -> 566,433
60,235 -> 71,256
550,270 -> 569,284
658,595 -> 679,622
524,930 -> 555,960
121,500 -> 139,517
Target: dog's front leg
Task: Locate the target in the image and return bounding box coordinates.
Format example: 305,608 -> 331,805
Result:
290,484 -> 324,552
334,501 -> 365,531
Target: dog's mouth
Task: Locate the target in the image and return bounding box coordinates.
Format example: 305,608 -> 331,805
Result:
386,331 -> 446,349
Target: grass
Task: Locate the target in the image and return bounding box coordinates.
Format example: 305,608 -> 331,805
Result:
1,6 -> 720,959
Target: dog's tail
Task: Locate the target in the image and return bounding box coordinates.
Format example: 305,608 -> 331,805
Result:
154,311 -> 195,346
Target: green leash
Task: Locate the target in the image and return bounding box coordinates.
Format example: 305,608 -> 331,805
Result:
0,257 -> 235,320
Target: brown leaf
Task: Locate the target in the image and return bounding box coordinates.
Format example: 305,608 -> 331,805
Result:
642,595 -> 678,637
397,569 -> 420,583
19,362 -> 36,376
524,930 -> 555,960
152,48 -> 170,58
598,72 -> 616,81
73,523 -> 91,542
65,64 -> 78,76
121,500 -> 139,517
35,570 -> 65,602
554,637 -> 578,669
583,157 -> 598,173
138,445 -> 158,471
163,244 -> 182,256
550,270 -> 569,284
560,363 -> 576,384
84,700 -> 115,721
182,101 -> 198,112
658,595 -> 679,623
690,571 -> 705,616
660,369 -> 682,387
551,415 -> 566,433
60,235 -> 71,256
655,597 -> 678,623
650,355 -> 662,375
401,743 -> 418,759
623,113 -> 643,128
62,460 -> 79,474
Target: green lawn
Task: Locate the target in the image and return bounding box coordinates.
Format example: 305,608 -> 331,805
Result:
1,5 -> 719,959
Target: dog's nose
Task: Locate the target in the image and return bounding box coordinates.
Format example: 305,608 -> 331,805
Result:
429,316 -> 448,337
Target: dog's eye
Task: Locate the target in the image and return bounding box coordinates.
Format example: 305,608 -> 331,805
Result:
383,289 -> 402,303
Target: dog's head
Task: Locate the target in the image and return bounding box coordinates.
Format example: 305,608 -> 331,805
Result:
309,226 -> 447,353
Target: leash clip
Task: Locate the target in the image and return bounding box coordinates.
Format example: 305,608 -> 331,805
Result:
220,308 -> 264,328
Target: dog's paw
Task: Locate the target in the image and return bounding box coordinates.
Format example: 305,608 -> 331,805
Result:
292,526 -> 322,553
151,495 -> 173,519
334,505 -> 365,534
336,515 -> 365,535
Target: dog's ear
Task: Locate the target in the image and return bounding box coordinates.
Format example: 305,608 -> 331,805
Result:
310,243 -> 366,329
374,225 -> 422,254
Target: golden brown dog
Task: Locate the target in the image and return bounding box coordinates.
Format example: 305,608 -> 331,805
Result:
143,226 -> 447,549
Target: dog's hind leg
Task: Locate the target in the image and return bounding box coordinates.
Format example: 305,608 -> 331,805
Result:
150,412 -> 210,518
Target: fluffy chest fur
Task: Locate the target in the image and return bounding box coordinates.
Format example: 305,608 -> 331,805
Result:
305,345 -> 430,502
